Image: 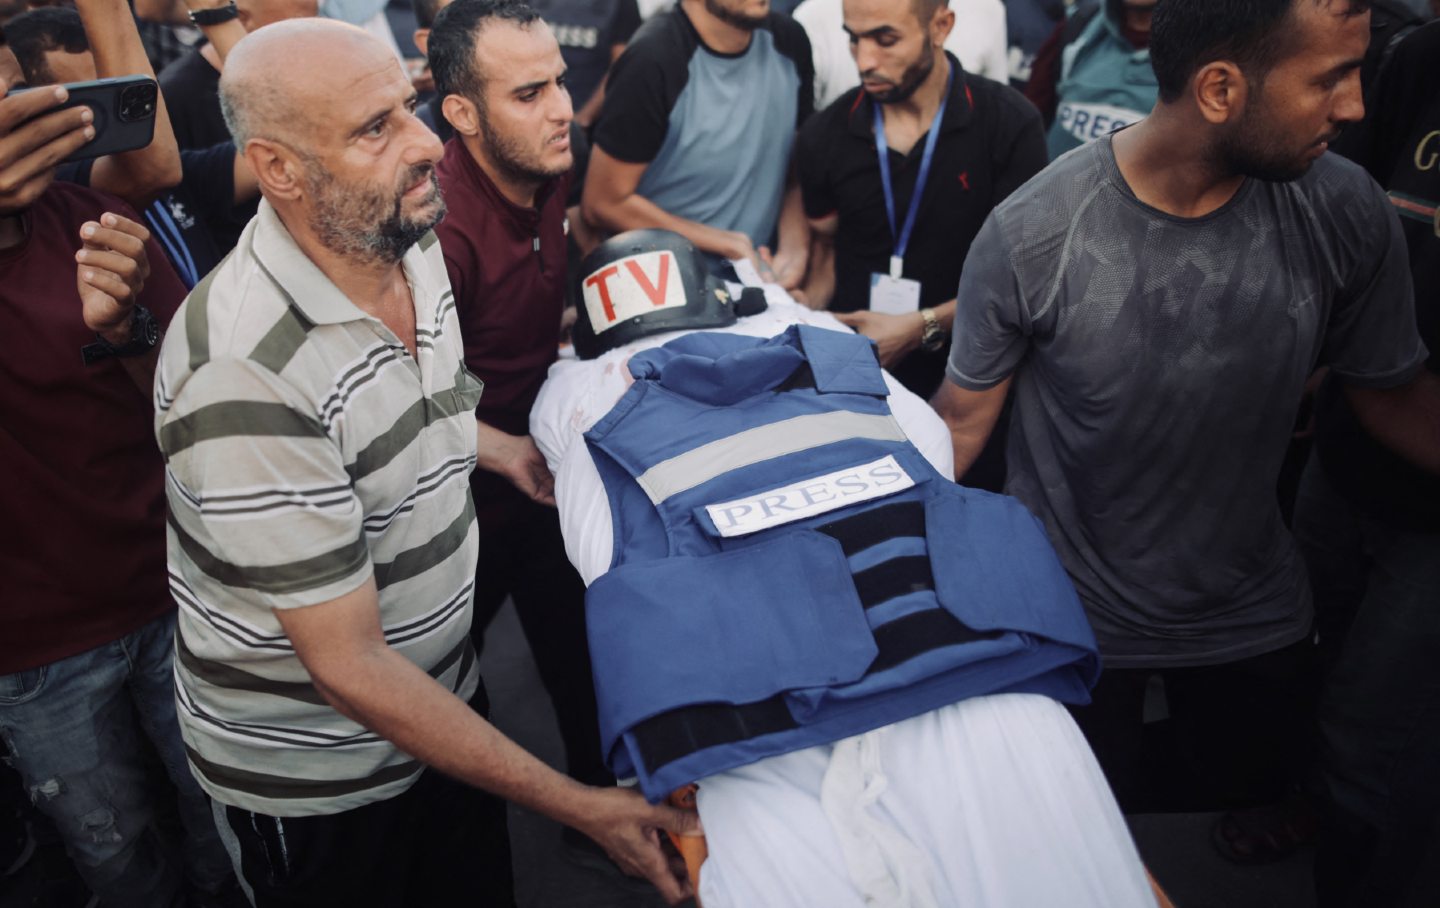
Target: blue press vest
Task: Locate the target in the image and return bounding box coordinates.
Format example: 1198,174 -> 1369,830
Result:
584,326 -> 1100,801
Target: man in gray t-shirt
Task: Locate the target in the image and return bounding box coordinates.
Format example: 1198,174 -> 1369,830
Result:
937,0 -> 1438,811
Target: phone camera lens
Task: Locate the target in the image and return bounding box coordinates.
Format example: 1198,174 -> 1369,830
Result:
118,82 -> 159,122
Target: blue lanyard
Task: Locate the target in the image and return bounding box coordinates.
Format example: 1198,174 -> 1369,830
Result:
874,66 -> 952,279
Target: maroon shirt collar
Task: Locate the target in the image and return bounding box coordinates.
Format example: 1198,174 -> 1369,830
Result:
442,137 -> 562,234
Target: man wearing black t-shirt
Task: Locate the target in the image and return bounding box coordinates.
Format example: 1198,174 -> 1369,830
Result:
794,0 -> 1045,404
582,0 -> 814,281
158,0 -> 315,152
1296,20 -> 1440,906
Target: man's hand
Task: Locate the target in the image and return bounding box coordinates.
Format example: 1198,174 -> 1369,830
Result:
568,786 -> 701,905
0,86 -> 94,214
714,229 -> 758,268
758,243 -> 806,291
76,212 -> 152,344
475,425 -> 556,506
278,578 -> 701,905
835,309 -> 923,368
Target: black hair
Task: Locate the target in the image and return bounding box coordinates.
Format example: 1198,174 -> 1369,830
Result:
412,0 -> 447,31
428,0 -> 540,103
911,0 -> 951,20
0,0 -> 29,28
5,6 -> 87,86
1150,0 -> 1371,103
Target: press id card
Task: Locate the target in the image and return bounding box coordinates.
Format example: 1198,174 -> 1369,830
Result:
869,273 -> 922,315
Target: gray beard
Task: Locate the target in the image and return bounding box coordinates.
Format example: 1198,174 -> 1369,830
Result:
306,165 -> 446,267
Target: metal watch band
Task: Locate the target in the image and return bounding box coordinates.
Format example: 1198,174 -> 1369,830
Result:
919,307 -> 945,352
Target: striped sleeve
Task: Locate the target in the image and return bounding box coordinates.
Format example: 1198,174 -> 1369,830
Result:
160,356 -> 373,609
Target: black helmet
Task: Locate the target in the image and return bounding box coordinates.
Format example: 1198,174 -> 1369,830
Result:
571,229 -> 764,359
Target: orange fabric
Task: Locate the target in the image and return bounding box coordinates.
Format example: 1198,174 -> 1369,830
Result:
666,785 -> 707,902
1147,869 -> 1176,908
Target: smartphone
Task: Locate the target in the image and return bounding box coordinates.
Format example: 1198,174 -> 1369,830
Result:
11,75 -> 159,163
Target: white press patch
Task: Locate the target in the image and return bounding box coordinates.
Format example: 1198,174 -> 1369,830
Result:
704,455 -> 915,538
1055,101 -> 1145,144
582,250 -> 686,335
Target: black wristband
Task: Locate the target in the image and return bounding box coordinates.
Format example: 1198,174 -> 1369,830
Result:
188,1 -> 240,26
81,306 -> 160,365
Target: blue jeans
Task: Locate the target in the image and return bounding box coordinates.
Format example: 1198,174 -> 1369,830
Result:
1294,455 -> 1440,907
0,611 -> 233,907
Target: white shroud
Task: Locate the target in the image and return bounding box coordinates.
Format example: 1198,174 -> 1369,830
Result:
529,291 -> 1157,907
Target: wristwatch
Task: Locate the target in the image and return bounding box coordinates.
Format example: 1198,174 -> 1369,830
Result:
81,306 -> 160,365
918,307 -> 946,353
188,1 -> 240,26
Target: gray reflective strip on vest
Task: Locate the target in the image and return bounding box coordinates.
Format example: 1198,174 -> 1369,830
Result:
634,411 -> 909,504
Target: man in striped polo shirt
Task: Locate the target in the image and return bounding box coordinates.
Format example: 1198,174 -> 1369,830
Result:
154,19 -> 697,906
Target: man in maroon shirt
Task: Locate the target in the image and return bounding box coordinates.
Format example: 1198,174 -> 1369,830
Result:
0,85 -> 237,905
427,0 -> 611,794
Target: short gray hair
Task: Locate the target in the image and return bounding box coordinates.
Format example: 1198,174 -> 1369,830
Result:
219,75 -> 293,149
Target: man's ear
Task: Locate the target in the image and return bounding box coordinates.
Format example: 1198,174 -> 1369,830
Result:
413,28 -> 430,57
931,7 -> 955,48
441,93 -> 481,137
243,138 -> 305,201
1192,61 -> 1248,126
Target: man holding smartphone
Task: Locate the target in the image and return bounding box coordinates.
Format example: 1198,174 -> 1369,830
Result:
0,75 -> 242,906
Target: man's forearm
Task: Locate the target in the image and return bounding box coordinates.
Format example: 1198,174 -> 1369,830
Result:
79,0 -> 181,208
585,190 -> 750,261
776,182 -> 808,261
183,0 -> 248,63
948,418 -> 994,480
931,299 -> 956,332
575,80 -> 607,129
299,626 -> 696,902
1347,372 -> 1440,475
802,234 -> 835,310
133,0 -> 189,23
932,376 -> 1010,481
314,641 -> 594,828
